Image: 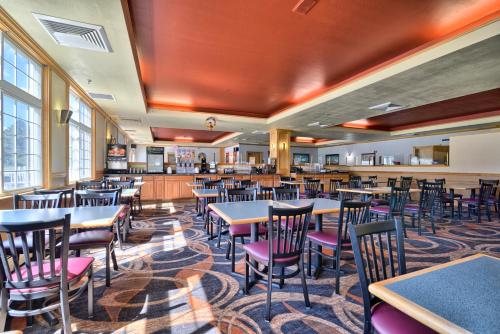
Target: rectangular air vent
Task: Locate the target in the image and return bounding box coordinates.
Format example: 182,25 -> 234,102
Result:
88,92 -> 115,101
33,13 -> 112,52
369,102 -> 405,112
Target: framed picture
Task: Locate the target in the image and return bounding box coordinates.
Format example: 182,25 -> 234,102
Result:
293,153 -> 310,164
361,152 -> 376,166
325,154 -> 339,165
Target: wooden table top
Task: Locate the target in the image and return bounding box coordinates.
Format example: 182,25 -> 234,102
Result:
0,205 -> 124,229
369,254 -> 500,334
75,188 -> 138,198
208,198 -> 341,225
337,187 -> 420,195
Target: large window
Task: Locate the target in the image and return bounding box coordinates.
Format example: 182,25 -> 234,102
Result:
68,91 -> 92,182
1,36 -> 42,191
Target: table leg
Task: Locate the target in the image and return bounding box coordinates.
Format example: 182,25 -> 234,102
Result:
313,214 -> 323,277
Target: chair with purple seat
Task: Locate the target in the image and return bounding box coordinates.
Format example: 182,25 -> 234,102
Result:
301,179 -> 321,199
272,187 -> 300,201
457,182 -> 494,223
307,200 -> 370,293
259,186 -> 275,200
202,180 -> 224,237
0,214 -> 94,333
349,219 -> 436,334
403,182 -> 440,235
370,187 -> 409,225
434,178 -> 461,218
71,191 -> 120,287
224,188 -> 267,272
479,179 -> 499,218
243,203 -> 314,321
322,178 -> 344,199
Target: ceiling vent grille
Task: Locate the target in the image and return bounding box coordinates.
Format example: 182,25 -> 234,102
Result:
33,13 -> 112,52
88,92 -> 115,101
369,102 -> 405,112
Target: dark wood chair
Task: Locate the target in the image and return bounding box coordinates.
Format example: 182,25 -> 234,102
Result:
13,193 -> 61,210
370,187 -> 410,226
72,191 -> 120,287
243,204 -> 314,321
349,219 -> 436,334
224,188 -> 267,272
368,175 -> 378,185
35,189 -> 74,207
387,178 -> 397,187
194,177 -> 210,212
434,178 -> 461,219
280,176 -> 297,189
301,179 -> 321,199
458,182 -> 494,223
404,182 -> 441,235
76,180 -> 105,190
0,214 -> 94,333
400,176 -> 413,189
272,187 -> 299,201
203,181 -> 225,239
307,200 -> 371,293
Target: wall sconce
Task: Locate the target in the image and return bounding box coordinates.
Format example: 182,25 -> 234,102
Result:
57,109 -> 73,124
280,142 -> 287,150
271,143 -> 276,150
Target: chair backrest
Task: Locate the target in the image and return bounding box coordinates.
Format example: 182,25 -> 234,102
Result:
107,180 -> 134,190
349,179 -> 362,189
479,179 -> 499,197
76,190 -> 119,207
478,182 -> 494,203
329,178 -> 344,193
400,176 -> 413,189
0,214 -> 71,293
13,193 -> 61,210
259,187 -> 275,200
304,179 -> 321,197
387,178 -> 397,187
35,189 -> 73,208
195,177 -> 210,183
337,200 -> 371,243
388,187 -> 410,216
419,182 -> 442,212
416,179 -> 427,189
350,175 -> 361,182
368,176 -> 378,182
349,219 -> 406,329
104,176 -> 122,182
336,181 -> 353,201
76,180 -> 105,190
125,176 -> 143,182
280,176 -> 295,182
267,204 -> 313,263
225,188 -> 257,202
203,180 -> 224,189
361,181 -> 373,189
220,177 -> 236,189
238,179 -> 259,191
273,187 -> 300,201
434,178 -> 446,185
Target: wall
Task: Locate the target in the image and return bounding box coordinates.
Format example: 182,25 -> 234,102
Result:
449,131 -> 500,173
291,146 -> 319,164
239,144 -> 269,163
132,144 -> 221,163
95,112 -> 106,172
49,71 -> 68,188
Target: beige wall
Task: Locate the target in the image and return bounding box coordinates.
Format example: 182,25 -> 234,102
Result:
449,131 -> 500,173
49,71 -> 68,188
95,112 -> 106,172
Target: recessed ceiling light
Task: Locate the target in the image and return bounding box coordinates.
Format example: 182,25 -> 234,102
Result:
369,102 -> 405,112
307,122 -> 320,127
251,130 -> 268,134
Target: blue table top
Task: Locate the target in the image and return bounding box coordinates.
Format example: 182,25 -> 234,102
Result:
385,256 -> 500,334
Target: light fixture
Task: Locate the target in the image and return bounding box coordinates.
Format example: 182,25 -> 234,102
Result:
205,117 -> 216,131
57,109 -> 72,124
369,102 -> 405,112
174,136 -> 194,142
280,142 -> 287,150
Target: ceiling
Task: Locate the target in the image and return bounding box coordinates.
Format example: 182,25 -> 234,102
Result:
1,0 -> 499,147
150,127 -> 231,143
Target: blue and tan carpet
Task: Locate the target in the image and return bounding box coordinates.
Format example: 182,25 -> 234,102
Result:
12,200 -> 500,333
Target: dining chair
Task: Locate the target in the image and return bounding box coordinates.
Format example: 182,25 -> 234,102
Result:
457,182 -> 494,223
301,179 -> 321,199
108,180 -> 135,225
72,191 -> 120,286
35,189 -> 74,208
224,188 -> 267,272
434,178 -> 461,219
220,176 -> 236,188
368,175 -> 378,185
203,182 -> 225,240
337,181 -> 354,201
76,180 -> 105,190
194,177 -> 210,212
349,219 -> 436,334
272,187 -> 300,201
400,176 -> 413,189
387,178 -> 397,187
323,178 -> 344,199
259,186 -> 275,200
243,204 -> 314,321
280,176 -> 296,189
370,187 -> 409,225
479,179 -> 499,217
307,200 -> 371,293
0,214 -> 94,334
13,193 -> 61,210
404,182 -> 441,235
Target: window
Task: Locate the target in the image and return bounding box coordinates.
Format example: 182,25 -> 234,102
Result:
0,36 -> 42,191
68,91 -> 92,182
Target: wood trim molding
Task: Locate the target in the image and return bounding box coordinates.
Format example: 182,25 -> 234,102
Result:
42,65 -> 51,188
92,107 -> 97,179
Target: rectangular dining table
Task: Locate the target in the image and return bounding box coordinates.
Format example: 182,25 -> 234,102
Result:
75,188 -> 138,198
209,198 -> 341,282
369,254 -> 500,334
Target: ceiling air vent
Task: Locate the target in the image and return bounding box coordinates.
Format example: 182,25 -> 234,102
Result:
33,13 -> 112,52
88,92 -> 115,101
369,102 -> 405,112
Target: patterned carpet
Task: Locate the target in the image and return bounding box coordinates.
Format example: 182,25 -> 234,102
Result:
11,199 -> 500,333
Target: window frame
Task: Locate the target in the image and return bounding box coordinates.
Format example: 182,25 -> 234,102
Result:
0,34 -> 43,194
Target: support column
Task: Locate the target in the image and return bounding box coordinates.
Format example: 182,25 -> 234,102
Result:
269,129 -> 291,176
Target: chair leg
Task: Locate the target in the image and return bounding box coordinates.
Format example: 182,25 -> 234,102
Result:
265,264 -> 273,322
307,240 -> 312,276
88,267 -> 94,319
231,236 -> 236,273
0,288 -> 7,332
279,268 -> 285,289
486,205 -> 492,222
105,245 -> 111,287
225,236 -> 231,260
60,284 -> 72,334
334,248 -> 341,294
111,246 -> 119,271
300,257 -> 311,308
418,215 -> 422,235
244,253 -> 250,295
216,219 -> 222,248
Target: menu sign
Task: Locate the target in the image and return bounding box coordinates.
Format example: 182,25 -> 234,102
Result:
107,144 -> 127,158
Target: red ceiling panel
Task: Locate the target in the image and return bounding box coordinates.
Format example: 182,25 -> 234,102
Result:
150,127 -> 232,143
127,0 -> 500,118
340,88 -> 500,131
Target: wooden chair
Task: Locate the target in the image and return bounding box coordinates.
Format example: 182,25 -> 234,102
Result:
0,214 -> 94,334
280,176 -> 296,189
458,182 -> 494,223
224,188 -> 267,272
13,193 -> 61,210
272,187 -> 299,201
404,182 -> 441,235
243,204 -> 313,321
387,178 -> 397,187
307,200 -> 370,293
479,179 -> 499,218
349,219 -> 435,334
337,181 -> 354,201
35,189 -> 74,207
72,191 -> 120,286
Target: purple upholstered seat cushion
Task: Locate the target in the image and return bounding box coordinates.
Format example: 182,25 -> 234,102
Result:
459,198 -> 479,204
371,198 -> 389,207
370,206 -> 390,214
68,230 -> 114,248
404,203 -> 420,212
243,240 -> 299,264
371,302 -> 436,334
228,223 -> 267,237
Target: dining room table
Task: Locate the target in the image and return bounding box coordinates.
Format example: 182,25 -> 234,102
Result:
369,253 -> 500,334
337,186 -> 420,201
208,198 -> 341,285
